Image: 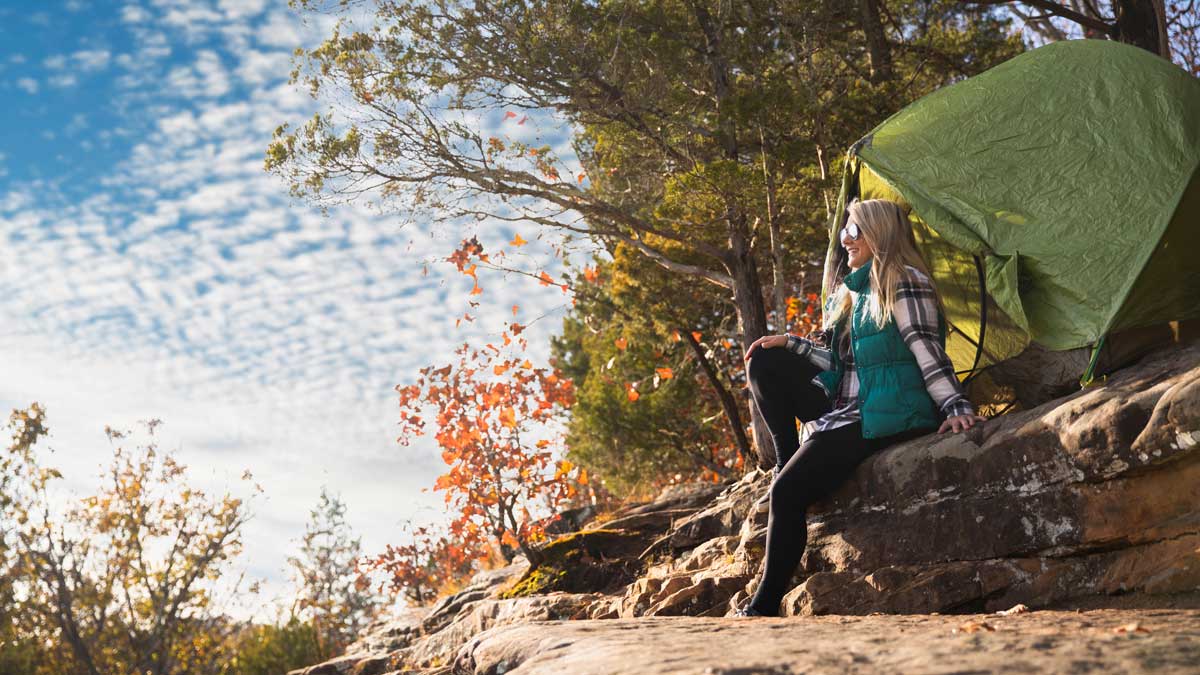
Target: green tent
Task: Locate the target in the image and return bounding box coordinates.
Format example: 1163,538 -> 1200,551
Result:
823,39 -> 1200,386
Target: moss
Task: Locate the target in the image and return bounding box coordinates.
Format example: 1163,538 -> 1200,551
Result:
500,567 -> 569,599
499,528 -> 646,598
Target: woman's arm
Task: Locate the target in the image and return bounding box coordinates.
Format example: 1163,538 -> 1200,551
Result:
784,334 -> 835,371
892,271 -> 975,419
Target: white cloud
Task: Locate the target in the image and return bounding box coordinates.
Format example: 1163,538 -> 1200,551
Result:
255,9 -> 305,49
74,49 -> 113,72
16,77 -> 38,94
66,113 -> 89,135
236,48 -> 290,86
165,49 -> 231,98
48,73 -> 79,89
121,3 -> 152,25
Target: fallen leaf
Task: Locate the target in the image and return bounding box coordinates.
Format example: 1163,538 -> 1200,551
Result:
1113,622 -> 1150,635
996,603 -> 1030,616
952,620 -> 995,634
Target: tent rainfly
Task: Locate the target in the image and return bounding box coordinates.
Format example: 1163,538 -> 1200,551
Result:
823,39 -> 1200,387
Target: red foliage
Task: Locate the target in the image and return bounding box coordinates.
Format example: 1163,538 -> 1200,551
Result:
394,336 -> 579,565
362,524 -> 486,606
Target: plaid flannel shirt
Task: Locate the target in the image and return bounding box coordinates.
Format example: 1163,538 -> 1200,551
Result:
784,265 -> 975,433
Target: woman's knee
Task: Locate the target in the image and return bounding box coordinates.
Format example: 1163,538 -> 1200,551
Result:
768,470 -> 814,511
747,347 -> 789,384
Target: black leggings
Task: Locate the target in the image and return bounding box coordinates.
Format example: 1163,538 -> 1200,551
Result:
745,345 -> 930,615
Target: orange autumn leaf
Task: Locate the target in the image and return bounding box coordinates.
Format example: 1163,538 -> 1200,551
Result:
625,383 -> 639,402
493,363 -> 509,375
655,367 -> 674,380
510,233 -> 527,246
691,331 -> 702,342
583,266 -> 600,284
615,337 -> 627,351
504,110 -> 517,119
538,271 -> 555,286
512,304 -> 519,316
671,330 -> 681,342
577,468 -> 588,485
499,407 -> 517,428
577,172 -> 586,183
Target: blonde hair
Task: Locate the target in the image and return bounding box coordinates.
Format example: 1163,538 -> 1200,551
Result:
823,199 -> 943,346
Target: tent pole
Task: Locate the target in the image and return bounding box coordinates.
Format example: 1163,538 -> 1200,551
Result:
1079,336 -> 1108,388
961,254 -> 989,385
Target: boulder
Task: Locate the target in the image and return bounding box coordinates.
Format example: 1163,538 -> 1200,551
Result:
780,340 -> 1200,614
396,593 -> 600,671
454,608 -> 1200,675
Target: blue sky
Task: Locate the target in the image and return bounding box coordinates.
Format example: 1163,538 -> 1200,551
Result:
0,0 -> 591,616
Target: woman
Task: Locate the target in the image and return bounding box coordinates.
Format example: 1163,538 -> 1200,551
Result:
735,198 -> 986,617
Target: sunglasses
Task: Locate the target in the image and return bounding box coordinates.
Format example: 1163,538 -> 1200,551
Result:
840,221 -> 861,242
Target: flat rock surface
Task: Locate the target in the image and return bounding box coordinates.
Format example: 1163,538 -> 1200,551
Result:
457,607 -> 1200,674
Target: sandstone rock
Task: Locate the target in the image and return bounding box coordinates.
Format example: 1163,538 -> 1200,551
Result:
501,481 -> 735,601
779,341 -> 1200,614
396,593 -> 600,671
454,609 -> 1200,675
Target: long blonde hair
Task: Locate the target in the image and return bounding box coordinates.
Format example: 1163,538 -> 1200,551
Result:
823,199 -> 943,345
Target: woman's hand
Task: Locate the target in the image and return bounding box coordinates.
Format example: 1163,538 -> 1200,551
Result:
744,334 -> 790,361
937,414 -> 988,434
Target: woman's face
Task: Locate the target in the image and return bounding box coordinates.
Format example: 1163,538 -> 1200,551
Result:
841,220 -> 875,269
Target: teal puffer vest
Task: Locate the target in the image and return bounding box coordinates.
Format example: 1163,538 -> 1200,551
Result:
816,260 -> 944,439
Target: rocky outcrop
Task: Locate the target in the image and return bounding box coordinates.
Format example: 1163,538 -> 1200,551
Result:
779,339 -> 1200,615
455,607 -> 1200,675
294,340 -> 1200,674
289,483 -> 729,675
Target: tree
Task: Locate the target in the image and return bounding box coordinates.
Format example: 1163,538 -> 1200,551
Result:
395,329 -> 580,566
965,0 -> 1200,71
0,405 -> 256,675
287,489 -> 379,660
364,522 -> 485,607
222,618 -> 324,675
267,0 -> 1023,469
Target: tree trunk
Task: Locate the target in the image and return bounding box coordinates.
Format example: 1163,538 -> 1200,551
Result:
1114,0 -> 1170,58
682,327 -> 752,464
858,0 -> 893,82
729,219 -> 775,470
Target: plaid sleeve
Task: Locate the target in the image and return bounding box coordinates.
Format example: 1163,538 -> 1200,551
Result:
893,269 -> 975,418
785,334 -> 834,371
